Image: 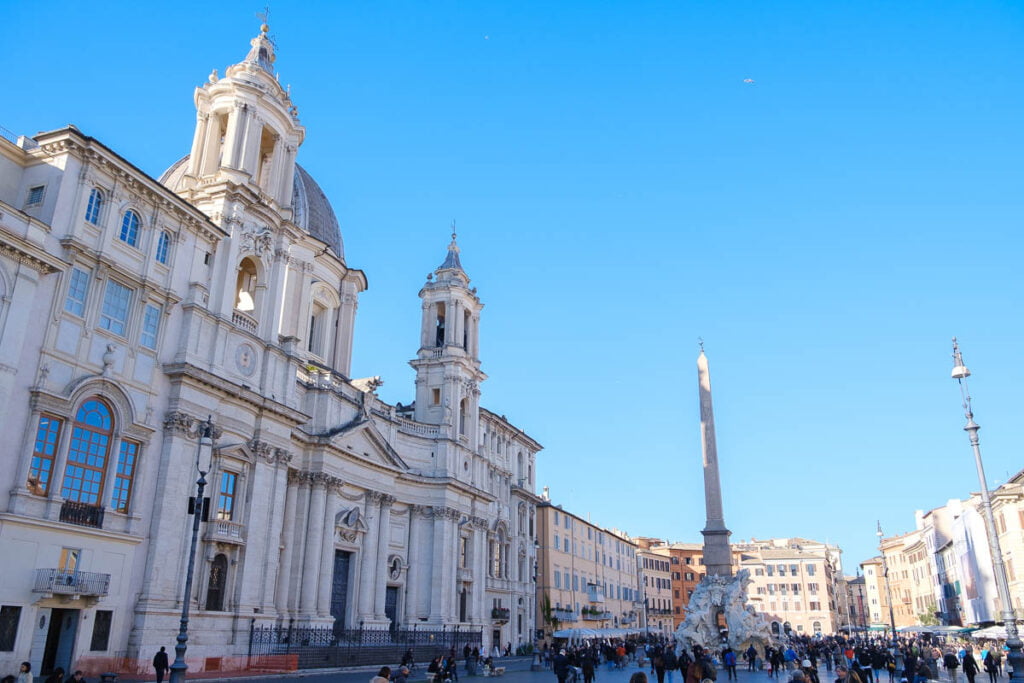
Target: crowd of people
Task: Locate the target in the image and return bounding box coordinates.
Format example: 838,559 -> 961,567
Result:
535,633 -> 1013,683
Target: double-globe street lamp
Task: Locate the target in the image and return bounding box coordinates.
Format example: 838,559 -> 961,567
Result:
950,338 -> 1023,679
169,418 -> 214,683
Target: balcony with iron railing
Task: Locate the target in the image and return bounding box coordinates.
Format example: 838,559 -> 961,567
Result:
33,568 -> 110,597
552,608 -> 577,622
582,609 -> 613,621
59,500 -> 104,528
204,519 -> 245,545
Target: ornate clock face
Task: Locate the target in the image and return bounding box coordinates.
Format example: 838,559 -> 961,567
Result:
390,557 -> 402,579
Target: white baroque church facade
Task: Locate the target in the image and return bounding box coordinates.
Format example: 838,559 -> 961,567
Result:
0,24 -> 541,677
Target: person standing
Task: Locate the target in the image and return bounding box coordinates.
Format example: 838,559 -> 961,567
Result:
723,648 -> 738,681
16,662 -> 32,683
983,652 -> 997,683
554,649 -> 571,683
153,646 -> 169,683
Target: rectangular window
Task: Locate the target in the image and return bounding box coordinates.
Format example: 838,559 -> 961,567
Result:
0,606 -> 21,651
460,537 -> 468,568
110,440 -> 138,513
217,472 -> 237,521
778,565 -> 787,576
140,304 -> 160,349
563,538 -> 569,552
431,388 -> 440,405
65,268 -> 90,316
563,571 -> 569,588
790,564 -> 799,575
572,574 -> 578,591
60,548 -> 81,572
26,185 -> 45,206
554,571 -> 561,589
29,414 -> 63,496
807,564 -> 816,576
553,511 -> 559,525
90,610 -> 112,651
100,280 -> 132,336
554,533 -> 559,549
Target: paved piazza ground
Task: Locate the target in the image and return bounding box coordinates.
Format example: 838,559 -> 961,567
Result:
112,658 -> 928,683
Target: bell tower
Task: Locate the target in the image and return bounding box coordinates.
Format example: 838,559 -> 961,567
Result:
410,231 -> 486,442
178,21 -> 303,215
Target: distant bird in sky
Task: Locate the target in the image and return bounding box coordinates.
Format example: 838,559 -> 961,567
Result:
743,78 -> 755,84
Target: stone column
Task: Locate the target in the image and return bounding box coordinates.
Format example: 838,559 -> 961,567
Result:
187,112 -> 209,176
357,491 -> 380,621
405,506 -> 424,621
280,144 -> 297,207
225,104 -> 247,170
268,460 -> 294,616
429,507 -> 457,622
201,112 -> 223,174
275,469 -> 300,614
289,473 -> 312,613
420,302 -> 431,348
374,494 -> 395,620
317,477 -> 342,617
300,474 -> 327,617
332,289 -> 358,376
241,115 -> 263,176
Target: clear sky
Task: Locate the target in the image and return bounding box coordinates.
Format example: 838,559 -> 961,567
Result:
4,0 -> 1023,573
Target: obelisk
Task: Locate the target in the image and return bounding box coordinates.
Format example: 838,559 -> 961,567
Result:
698,348 -> 733,577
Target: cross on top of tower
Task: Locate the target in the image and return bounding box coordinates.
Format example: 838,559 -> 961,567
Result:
437,221 -> 464,272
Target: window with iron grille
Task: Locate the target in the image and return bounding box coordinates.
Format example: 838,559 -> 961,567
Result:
0,606 -> 20,651
90,610 -> 112,651
26,185 -> 45,206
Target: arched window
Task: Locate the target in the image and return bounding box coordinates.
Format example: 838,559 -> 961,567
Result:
119,210 -> 140,247
434,303 -> 446,347
206,554 -> 228,611
155,230 -> 171,264
60,398 -> 114,505
812,620 -> 822,634
235,258 -> 258,312
85,188 -> 104,224
771,621 -> 781,635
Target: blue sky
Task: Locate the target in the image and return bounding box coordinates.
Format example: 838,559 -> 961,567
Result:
4,1 -> 1023,572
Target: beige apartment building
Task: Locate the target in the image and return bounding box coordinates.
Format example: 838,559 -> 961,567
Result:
536,499 -> 641,640
636,539 -> 674,636
649,542 -> 705,629
736,539 -> 841,636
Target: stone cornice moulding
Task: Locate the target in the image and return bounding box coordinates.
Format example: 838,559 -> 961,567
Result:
33,130 -> 227,241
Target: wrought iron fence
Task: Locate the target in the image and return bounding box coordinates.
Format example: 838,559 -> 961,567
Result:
249,624 -> 483,670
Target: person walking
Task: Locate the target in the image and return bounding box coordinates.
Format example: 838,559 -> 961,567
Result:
153,646 -> 169,683
943,649 -> 960,683
983,652 -> 997,683
371,667 -> 391,683
16,663 -> 32,683
836,665 -> 863,683
582,652 -> 596,683
42,669 -> 64,683
962,648 -> 980,683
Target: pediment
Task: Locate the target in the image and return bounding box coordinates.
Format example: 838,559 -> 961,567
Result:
330,416 -> 409,471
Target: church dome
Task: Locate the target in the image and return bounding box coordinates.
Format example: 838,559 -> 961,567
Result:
159,155 -> 344,260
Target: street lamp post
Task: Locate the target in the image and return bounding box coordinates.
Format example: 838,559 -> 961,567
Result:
876,522 -> 898,644
169,419 -> 214,683
950,339 -> 1024,679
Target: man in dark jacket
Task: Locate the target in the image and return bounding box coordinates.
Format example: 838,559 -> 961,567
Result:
153,646 -> 170,683
554,649 -> 571,683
